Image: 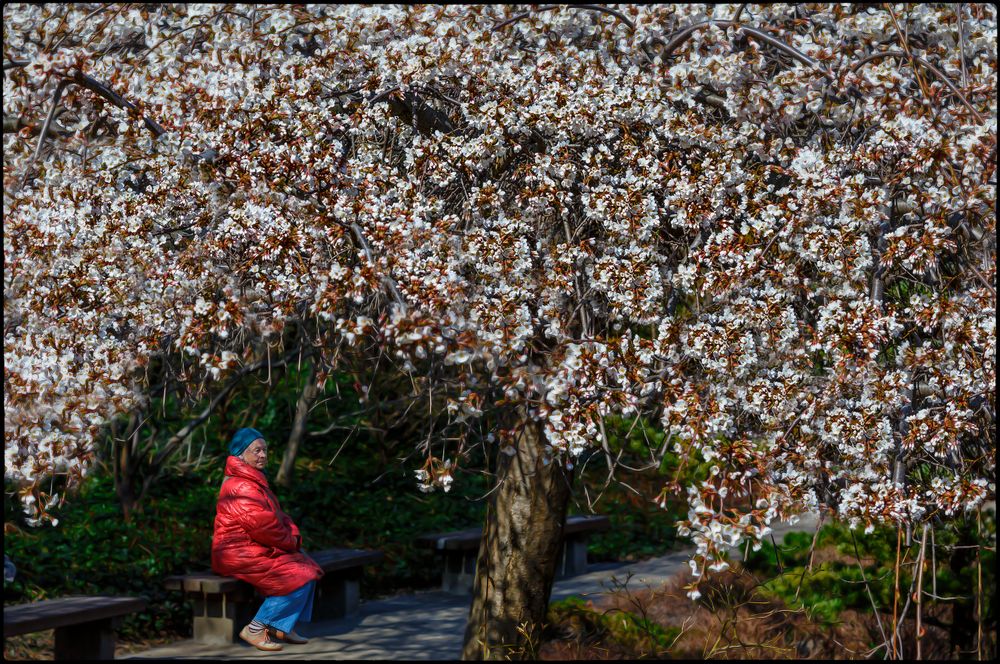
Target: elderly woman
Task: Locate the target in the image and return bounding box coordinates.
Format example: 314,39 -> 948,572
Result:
211,427 -> 323,652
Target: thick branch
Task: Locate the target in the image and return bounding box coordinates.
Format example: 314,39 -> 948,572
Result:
73,71 -> 167,137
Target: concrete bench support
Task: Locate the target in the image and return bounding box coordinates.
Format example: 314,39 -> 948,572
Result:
313,567 -> 361,619
441,549 -> 478,595
558,535 -> 590,577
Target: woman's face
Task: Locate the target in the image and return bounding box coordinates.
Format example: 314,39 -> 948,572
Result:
241,438 -> 268,471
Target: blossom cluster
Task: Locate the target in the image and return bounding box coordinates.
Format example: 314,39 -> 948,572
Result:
4,3 -> 995,597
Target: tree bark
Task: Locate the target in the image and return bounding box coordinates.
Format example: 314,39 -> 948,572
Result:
461,413 -> 573,660
276,364 -> 320,488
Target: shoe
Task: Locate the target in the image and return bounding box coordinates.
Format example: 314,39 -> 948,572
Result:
269,628 -> 310,644
239,625 -> 283,651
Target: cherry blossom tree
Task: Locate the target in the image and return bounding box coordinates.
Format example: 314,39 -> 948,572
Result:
4,4 -> 995,659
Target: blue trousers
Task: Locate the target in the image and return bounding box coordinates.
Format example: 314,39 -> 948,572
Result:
253,580 -> 315,633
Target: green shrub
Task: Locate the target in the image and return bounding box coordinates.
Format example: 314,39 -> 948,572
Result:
546,595 -> 679,656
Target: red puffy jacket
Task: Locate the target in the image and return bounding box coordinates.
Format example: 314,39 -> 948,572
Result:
211,455 -> 322,596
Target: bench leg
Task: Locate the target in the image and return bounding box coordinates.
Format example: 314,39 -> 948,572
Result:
441,550 -> 477,595
191,591 -> 257,645
53,618 -> 116,660
313,569 -> 360,620
557,536 -> 589,578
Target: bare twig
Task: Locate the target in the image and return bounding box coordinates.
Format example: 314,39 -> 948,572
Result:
915,525 -> 927,660
891,526 -> 902,659
976,508 -> 983,660
794,511 -> 824,602
850,530 -> 891,656
144,344 -> 305,474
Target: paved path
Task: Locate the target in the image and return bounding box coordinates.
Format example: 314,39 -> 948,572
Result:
126,514 -> 817,660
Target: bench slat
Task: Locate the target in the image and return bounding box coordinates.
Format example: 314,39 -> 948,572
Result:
308,547 -> 384,571
4,595 -> 146,637
563,514 -> 611,535
416,515 -> 611,551
414,526 -> 482,551
164,573 -> 247,595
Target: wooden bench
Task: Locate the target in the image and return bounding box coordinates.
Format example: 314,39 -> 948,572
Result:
416,514 -> 611,595
164,547 -> 383,645
3,595 -> 146,660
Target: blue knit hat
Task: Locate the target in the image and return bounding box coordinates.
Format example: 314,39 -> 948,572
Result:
229,428 -> 265,457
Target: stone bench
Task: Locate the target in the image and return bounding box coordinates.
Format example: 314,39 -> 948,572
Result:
164,547 -> 383,645
416,514 -> 611,594
3,595 -> 147,660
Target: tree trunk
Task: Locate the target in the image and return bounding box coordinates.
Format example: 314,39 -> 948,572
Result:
276,364 -> 320,488
461,414 -> 573,660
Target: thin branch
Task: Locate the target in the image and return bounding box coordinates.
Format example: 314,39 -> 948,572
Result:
31,80 -> 69,165
660,20 -> 833,81
144,20 -> 213,58
850,50 -> 984,124
956,4 -> 969,88
569,4 -> 636,32
740,25 -> 833,80
18,79 -> 69,189
3,115 -> 71,137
